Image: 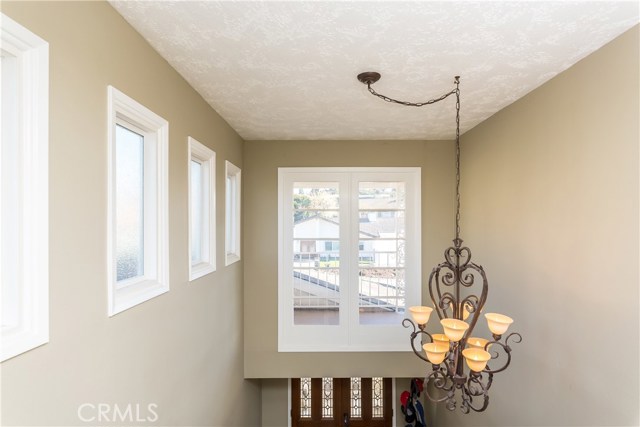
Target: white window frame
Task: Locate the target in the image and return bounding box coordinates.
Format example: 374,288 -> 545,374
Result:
278,167 -> 421,352
0,14 -> 49,362
107,86 -> 169,316
188,137 -> 216,281
225,161 -> 241,266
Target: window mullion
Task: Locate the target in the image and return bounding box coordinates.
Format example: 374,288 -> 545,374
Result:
339,173 -> 351,330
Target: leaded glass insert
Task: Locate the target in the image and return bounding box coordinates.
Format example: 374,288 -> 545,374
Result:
372,377 -> 384,418
300,378 -> 311,418
321,378 -> 333,418
350,377 -> 362,418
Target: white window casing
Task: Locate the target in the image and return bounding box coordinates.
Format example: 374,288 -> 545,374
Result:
1,14 -> 49,361
188,137 -> 216,281
107,86 -> 169,316
225,161 -> 241,266
278,167 -> 421,352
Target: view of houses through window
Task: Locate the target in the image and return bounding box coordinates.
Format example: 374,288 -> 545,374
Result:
292,181 -> 407,326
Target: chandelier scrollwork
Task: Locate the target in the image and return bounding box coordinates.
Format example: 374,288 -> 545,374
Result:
357,72 -> 521,414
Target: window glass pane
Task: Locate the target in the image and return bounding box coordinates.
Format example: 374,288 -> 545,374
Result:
359,211 -> 405,239
350,377 -> 362,418
293,182 -> 340,325
372,377 -> 384,418
359,182 -> 406,325
294,183 -> 339,210
115,124 -> 144,281
322,378 -> 333,419
300,378 -> 312,418
359,182 -> 405,210
190,160 -> 203,264
1,52 -> 20,328
225,176 -> 231,251
226,167 -> 240,259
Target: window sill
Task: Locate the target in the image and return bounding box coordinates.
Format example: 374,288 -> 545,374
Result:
189,262 -> 215,281
225,253 -> 241,266
109,279 -> 169,316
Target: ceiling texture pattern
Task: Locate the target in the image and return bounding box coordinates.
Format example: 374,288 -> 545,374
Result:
110,1 -> 638,141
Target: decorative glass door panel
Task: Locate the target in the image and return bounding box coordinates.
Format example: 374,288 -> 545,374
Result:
292,378 -> 392,427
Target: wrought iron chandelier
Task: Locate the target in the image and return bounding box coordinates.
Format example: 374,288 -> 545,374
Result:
357,72 -> 521,414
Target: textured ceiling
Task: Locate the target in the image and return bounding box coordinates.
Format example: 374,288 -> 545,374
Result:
110,1 -> 638,141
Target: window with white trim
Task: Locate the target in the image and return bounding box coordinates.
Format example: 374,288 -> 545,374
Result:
107,86 -> 169,316
278,168 -> 421,351
225,161 -> 241,265
189,137 -> 216,280
0,14 -> 49,362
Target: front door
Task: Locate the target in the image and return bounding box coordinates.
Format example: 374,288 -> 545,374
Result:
291,378 -> 392,427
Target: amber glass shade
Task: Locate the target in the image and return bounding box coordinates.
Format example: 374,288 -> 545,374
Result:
462,348 -> 491,372
409,306 -> 433,325
440,318 -> 469,342
466,337 -> 491,351
423,343 -> 449,365
485,313 -> 513,335
432,333 -> 450,347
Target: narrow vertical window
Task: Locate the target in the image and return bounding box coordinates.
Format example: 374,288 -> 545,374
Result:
350,377 -> 362,418
372,377 -> 384,418
225,161 -> 241,265
300,377 -> 312,418
1,14 -> 49,361
107,86 -> 169,316
188,137 -> 216,280
321,378 -> 334,418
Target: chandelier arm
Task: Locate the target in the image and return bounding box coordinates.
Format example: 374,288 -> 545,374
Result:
424,369 -> 455,403
464,386 -> 490,413
459,372 -> 492,413
482,332 -> 521,374
402,319 -> 433,364
366,84 -> 457,108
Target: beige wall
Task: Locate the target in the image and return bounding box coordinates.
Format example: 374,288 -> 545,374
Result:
436,26 -> 639,426
243,140 -> 456,378
1,2 -> 260,426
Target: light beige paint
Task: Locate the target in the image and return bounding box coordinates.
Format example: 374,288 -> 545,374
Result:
243,139 -> 456,378
1,2 -> 259,426
436,25 -> 639,426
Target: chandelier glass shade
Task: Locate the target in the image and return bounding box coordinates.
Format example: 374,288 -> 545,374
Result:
357,72 -> 522,414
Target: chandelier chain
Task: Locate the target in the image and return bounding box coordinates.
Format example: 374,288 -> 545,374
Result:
366,83 -> 456,107
366,76 -> 462,240
455,77 -> 461,241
